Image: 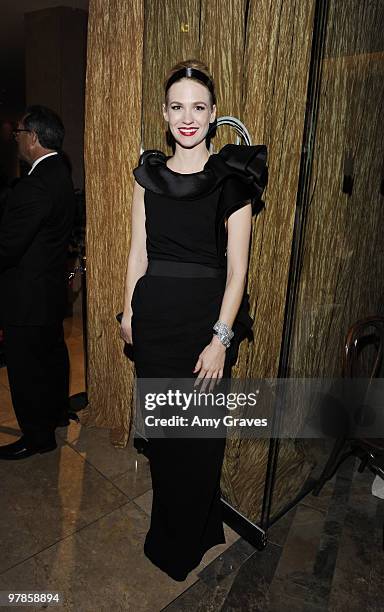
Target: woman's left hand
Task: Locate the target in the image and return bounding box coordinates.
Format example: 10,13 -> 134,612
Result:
193,335 -> 227,391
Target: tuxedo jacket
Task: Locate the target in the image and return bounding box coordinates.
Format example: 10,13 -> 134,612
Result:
0,154 -> 76,326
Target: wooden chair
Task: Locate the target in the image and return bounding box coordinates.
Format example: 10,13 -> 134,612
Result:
312,316 -> 384,544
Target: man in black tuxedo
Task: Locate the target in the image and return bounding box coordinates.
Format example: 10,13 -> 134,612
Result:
0,105 -> 76,459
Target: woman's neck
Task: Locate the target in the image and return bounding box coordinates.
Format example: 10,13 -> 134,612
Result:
167,143 -> 211,173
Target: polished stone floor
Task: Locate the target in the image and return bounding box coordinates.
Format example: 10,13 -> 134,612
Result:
0,312 -> 383,611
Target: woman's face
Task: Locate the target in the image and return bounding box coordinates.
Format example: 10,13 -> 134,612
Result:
163,78 -> 216,148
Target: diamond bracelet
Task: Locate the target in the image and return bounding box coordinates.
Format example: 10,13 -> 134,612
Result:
213,320 -> 234,348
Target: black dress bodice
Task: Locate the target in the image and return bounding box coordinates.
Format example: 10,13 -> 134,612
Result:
132,143 -> 268,366
142,188 -> 223,268
133,144 -> 268,266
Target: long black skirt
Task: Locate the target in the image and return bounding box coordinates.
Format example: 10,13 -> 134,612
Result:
131,273 -> 231,581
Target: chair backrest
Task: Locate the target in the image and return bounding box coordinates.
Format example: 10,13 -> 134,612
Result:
343,316 -> 384,380
342,316 -> 384,436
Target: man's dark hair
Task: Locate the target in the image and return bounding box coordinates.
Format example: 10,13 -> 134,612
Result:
23,105 -> 65,150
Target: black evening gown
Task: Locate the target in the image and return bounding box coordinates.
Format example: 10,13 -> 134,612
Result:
131,144 -> 267,581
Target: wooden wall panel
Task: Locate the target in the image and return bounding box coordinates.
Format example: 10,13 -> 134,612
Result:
141,0 -> 247,150
243,0 -> 316,379
84,0 -> 144,445
199,0 -> 247,148
142,0 -> 201,151
288,0 -> 384,380
220,0 -> 316,523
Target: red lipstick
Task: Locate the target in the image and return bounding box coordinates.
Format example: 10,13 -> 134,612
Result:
178,128 -> 198,136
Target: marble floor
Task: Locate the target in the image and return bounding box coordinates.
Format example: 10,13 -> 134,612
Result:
0,312 -> 383,611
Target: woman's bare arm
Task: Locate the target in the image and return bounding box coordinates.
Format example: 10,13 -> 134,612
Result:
216,202 -> 252,329
120,179 -> 147,343
193,202 -> 252,382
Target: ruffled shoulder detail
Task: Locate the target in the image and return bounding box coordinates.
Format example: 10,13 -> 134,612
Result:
212,144 -> 268,222
138,149 -> 167,166
133,149 -> 173,194
213,145 -> 268,265
133,148 -> 215,198
217,143 -> 267,179
132,144 -> 268,207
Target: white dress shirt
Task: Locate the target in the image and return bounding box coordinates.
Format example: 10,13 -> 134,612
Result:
28,151 -> 58,175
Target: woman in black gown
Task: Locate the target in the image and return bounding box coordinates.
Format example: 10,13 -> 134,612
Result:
120,59 -> 267,581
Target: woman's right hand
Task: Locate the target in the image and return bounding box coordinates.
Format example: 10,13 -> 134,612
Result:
120,312 -> 133,344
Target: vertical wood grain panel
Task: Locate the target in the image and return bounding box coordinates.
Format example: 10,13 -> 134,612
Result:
199,0 -> 247,148
244,0 -> 316,379
288,0 -> 384,380
218,0 -> 316,523
84,0 -> 144,444
142,0 -> 200,151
